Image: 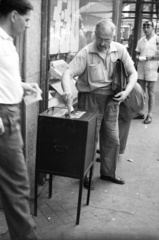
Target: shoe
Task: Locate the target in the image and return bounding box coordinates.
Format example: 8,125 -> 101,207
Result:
143,115 -> 152,124
100,175 -> 125,184
96,157 -> 100,162
133,113 -> 144,119
119,150 -> 125,154
96,149 -> 100,154
83,177 -> 94,190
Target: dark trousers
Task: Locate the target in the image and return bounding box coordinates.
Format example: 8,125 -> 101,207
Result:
78,92 -> 131,177
119,114 -> 131,154
0,104 -> 39,240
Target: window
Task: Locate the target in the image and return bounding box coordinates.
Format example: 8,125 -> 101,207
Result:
48,0 -> 113,108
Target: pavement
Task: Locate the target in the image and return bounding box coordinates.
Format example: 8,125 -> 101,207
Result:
0,80 -> 159,240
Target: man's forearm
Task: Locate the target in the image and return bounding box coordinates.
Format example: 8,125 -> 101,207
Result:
126,72 -> 138,95
61,69 -> 74,94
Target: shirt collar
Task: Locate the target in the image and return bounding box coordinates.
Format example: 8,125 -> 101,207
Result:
0,27 -> 13,41
143,34 -> 156,41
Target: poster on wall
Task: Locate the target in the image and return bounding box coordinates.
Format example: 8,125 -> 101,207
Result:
50,0 -> 80,55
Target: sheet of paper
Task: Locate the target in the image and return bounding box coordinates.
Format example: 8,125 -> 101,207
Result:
24,90 -> 42,106
139,56 -> 146,61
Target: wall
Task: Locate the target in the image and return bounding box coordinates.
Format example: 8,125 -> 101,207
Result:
25,0 -> 42,197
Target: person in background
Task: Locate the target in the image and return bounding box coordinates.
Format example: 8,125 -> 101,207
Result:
79,17 -> 87,51
0,0 -> 41,239
67,17 -> 87,63
127,28 -> 134,57
134,21 -> 159,124
85,30 -> 94,44
61,20 -> 137,189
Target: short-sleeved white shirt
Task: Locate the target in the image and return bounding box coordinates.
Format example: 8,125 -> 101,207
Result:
0,27 -> 23,104
136,34 -> 158,81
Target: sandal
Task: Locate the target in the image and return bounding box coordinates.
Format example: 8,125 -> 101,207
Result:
143,115 -> 152,124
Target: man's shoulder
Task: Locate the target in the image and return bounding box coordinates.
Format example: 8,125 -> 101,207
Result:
111,41 -> 127,55
76,42 -> 94,55
112,41 -> 126,50
87,42 -> 97,53
138,36 -> 145,43
155,34 -> 159,42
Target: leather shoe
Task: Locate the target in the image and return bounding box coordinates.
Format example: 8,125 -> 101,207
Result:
96,149 -> 100,154
133,113 -> 144,119
100,175 -> 125,184
143,115 -> 152,124
96,157 -> 100,162
83,177 -> 94,190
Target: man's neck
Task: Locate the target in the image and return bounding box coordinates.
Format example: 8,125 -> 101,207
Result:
0,19 -> 12,37
145,32 -> 155,40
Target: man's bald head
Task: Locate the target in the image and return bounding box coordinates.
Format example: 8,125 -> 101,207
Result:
95,20 -> 116,37
95,20 -> 116,52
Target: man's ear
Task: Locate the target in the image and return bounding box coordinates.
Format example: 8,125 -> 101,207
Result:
10,10 -> 18,23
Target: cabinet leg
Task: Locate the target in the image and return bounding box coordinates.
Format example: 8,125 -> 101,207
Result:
86,164 -> 93,205
76,178 -> 84,225
34,171 -> 38,216
48,174 -> 53,198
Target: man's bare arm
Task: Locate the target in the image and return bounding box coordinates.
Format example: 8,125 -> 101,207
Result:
61,68 -> 75,113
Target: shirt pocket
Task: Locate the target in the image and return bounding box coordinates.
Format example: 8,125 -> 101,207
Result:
88,62 -> 105,83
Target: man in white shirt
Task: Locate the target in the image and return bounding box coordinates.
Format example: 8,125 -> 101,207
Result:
0,0 -> 41,239
135,21 -> 159,124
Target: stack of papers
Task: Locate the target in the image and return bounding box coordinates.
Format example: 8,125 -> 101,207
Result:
50,60 -> 69,79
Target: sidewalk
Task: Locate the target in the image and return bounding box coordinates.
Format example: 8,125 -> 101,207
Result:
1,80 -> 159,240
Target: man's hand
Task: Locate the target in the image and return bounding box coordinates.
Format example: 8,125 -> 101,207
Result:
113,91 -> 128,103
22,82 -> 42,95
0,117 -> 5,135
63,92 -> 73,114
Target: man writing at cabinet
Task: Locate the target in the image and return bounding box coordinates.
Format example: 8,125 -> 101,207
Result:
61,20 -> 137,189
0,0 -> 41,239
135,21 -> 159,124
